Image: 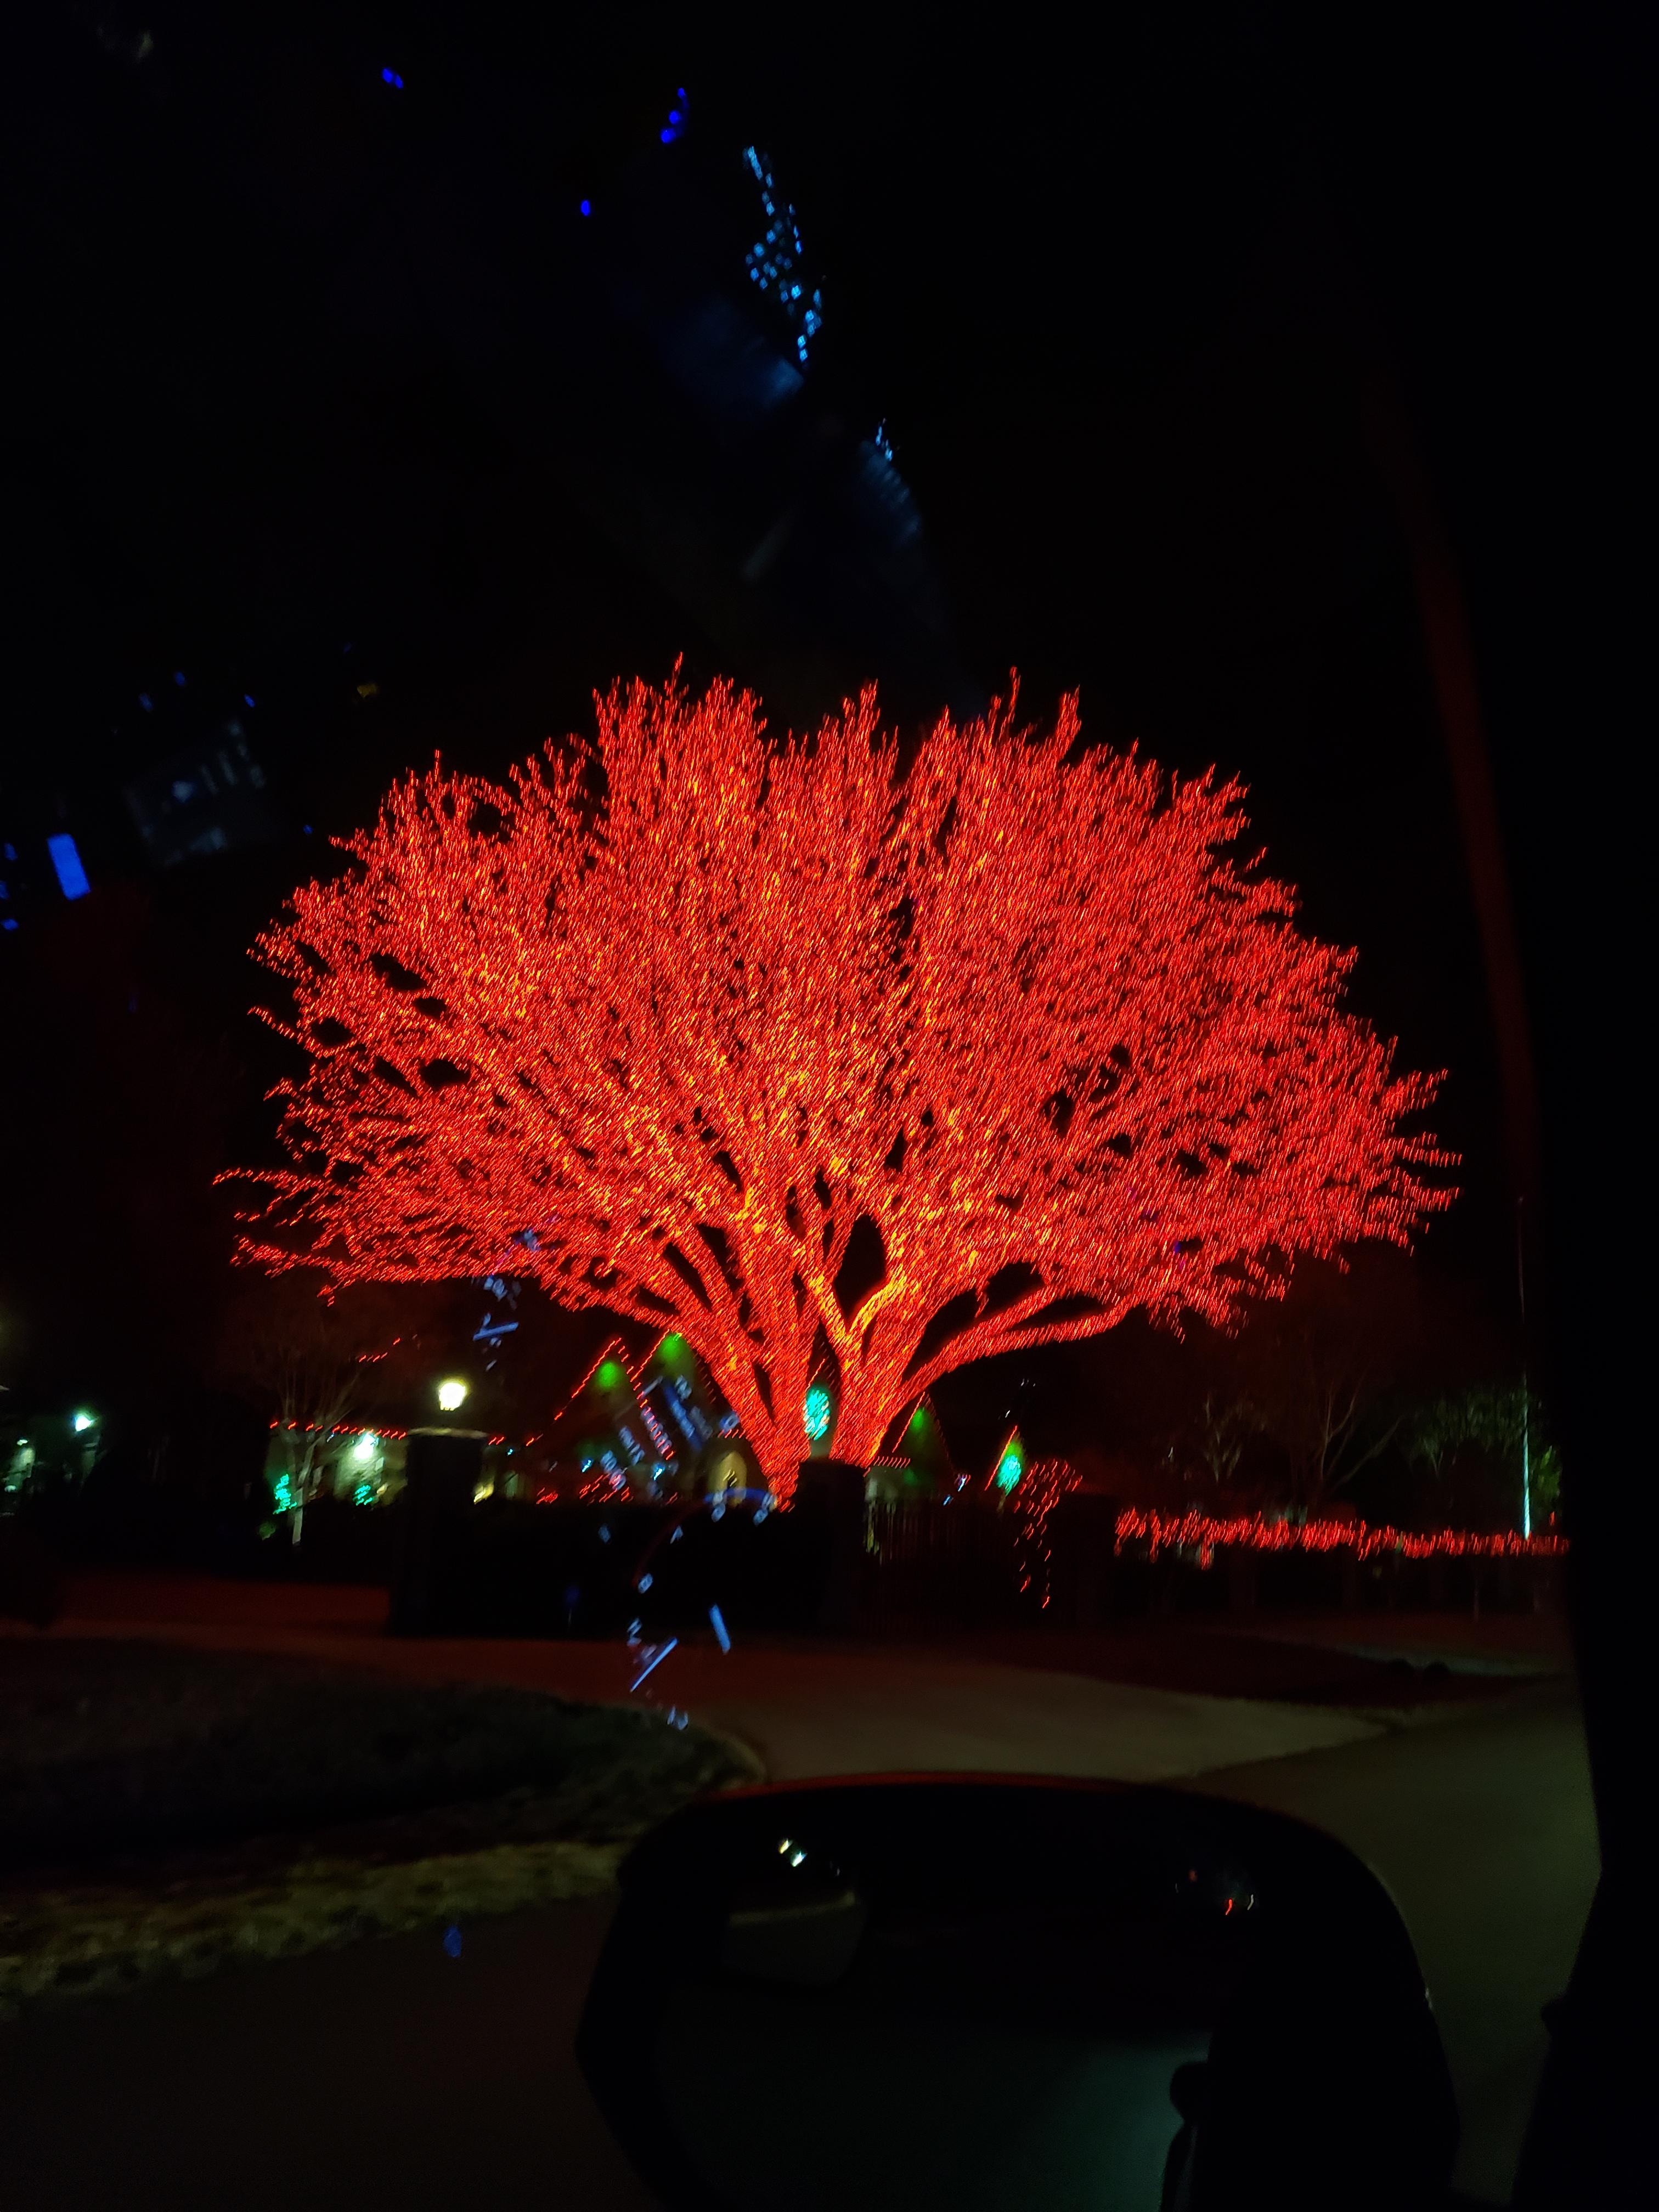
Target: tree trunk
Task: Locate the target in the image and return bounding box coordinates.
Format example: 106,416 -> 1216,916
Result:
794,1459 -> 866,1632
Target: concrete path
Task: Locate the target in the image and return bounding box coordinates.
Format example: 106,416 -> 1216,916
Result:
46,1610 -> 1391,1784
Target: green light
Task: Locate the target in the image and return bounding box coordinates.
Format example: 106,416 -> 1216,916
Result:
804,1386 -> 832,1442
996,1451 -> 1021,1492
910,1406 -> 927,1429
597,1360 -> 625,1389
273,1472 -> 293,1513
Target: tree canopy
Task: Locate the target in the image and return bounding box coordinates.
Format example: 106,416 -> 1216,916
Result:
232,674 -> 1451,1489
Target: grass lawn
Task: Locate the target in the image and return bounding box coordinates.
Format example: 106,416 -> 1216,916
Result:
1,1635 -> 757,2015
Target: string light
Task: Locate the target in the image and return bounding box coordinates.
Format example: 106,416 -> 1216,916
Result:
742,148 -> 823,363
992,1454 -> 1081,1609
230,672 -> 1452,1498
1113,1505 -> 1567,1561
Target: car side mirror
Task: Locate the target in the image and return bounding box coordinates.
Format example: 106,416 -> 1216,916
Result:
577,1777 -> 1458,2211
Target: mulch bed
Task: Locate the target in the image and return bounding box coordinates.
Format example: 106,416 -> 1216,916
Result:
1,1638 -> 758,2015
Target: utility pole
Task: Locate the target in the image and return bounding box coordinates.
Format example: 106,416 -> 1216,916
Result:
1517,1195 -> 1531,1539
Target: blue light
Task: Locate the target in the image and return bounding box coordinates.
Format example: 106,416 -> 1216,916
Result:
381,67 -> 404,88
709,1605 -> 731,1654
579,198 -> 591,216
442,1924 -> 462,1957
47,835 -> 90,901
2,918 -> 17,932
244,693 -> 256,707
743,149 -> 822,363
138,693 -> 153,710
630,1637 -> 678,1691
173,670 -> 185,687
668,111 -> 682,125
659,128 -> 675,142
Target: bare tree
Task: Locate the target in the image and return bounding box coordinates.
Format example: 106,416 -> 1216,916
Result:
1190,1388 -> 1258,1492
216,1276 -> 420,1539
1234,1254 -> 1426,1514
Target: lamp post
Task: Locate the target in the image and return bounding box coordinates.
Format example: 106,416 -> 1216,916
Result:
1517,1197 -> 1531,1540
71,1410 -> 99,1481
394,1390 -> 485,1635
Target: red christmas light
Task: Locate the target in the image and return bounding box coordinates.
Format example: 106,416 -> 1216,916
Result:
1001,1456 -> 1084,1610
1114,1505 -> 1567,1561
231,673 -> 1452,1494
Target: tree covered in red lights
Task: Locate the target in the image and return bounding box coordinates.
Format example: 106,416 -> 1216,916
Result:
234,674 -> 1450,1496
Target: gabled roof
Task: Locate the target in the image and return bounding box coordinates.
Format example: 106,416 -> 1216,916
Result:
876,1389 -> 953,1465
541,1331 -> 734,1472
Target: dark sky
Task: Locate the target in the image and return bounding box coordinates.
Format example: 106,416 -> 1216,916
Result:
2,2 -> 1648,1409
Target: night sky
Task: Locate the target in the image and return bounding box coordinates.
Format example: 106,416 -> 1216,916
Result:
1,4 -> 1646,1431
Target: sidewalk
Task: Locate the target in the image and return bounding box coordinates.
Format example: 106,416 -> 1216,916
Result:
43,1571 -> 1555,1780
48,1572 -> 1393,1786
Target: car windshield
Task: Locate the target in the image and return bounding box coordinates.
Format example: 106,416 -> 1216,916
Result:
1,12 -> 1637,2211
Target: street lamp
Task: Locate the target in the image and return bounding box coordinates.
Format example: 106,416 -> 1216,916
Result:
436,1378 -> 469,1413
352,1432 -> 379,1463
72,1411 -> 97,1434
